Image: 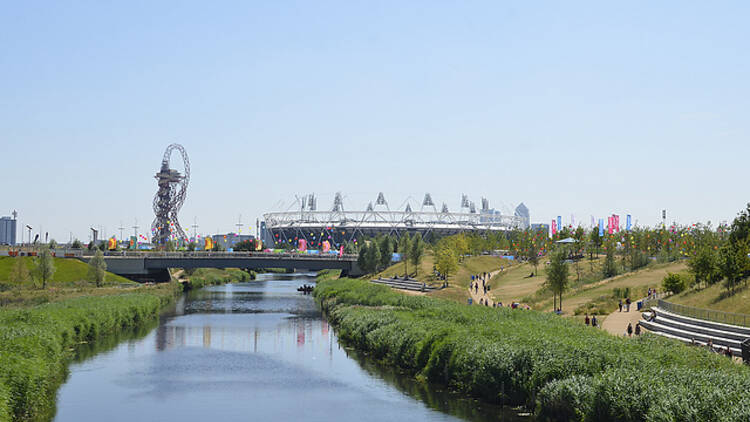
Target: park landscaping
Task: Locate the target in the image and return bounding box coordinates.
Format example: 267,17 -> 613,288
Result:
314,276 -> 750,421
0,285 -> 176,422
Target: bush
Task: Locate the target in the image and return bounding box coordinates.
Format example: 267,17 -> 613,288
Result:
0,293 -> 169,421
314,278 -> 750,421
662,272 -> 686,294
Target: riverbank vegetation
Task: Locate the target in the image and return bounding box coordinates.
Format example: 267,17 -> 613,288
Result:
0,285 -> 176,421
315,278 -> 750,421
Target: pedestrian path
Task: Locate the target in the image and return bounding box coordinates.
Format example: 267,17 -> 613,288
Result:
601,299 -> 645,336
468,269 -> 501,306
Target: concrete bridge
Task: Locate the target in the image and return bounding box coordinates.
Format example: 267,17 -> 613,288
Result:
74,251 -> 362,282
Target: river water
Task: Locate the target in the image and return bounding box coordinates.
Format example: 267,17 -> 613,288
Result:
53,273 -> 526,422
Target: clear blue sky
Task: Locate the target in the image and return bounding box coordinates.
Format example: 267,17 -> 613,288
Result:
2,1 -> 748,242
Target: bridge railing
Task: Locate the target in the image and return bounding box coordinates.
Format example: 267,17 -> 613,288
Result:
653,299 -> 750,328
79,250 -> 358,260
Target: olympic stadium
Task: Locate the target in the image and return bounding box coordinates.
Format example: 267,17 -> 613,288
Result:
261,192 -> 530,248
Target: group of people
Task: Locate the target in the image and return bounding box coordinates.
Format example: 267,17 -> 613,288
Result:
625,322 -> 642,337
692,338 -> 734,358
647,287 -> 659,300
583,313 -> 599,328
470,273 -> 491,295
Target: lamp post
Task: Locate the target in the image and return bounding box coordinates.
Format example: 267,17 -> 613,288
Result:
25,225 -> 32,247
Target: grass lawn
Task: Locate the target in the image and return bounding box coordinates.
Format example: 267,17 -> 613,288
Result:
0,256 -> 137,288
670,281 -> 750,316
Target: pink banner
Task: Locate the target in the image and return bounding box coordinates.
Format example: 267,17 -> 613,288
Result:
608,217 -> 614,234
614,215 -> 620,232
298,239 -> 307,252
551,219 -> 557,235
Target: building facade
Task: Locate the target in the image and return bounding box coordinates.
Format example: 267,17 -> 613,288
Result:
0,217 -> 17,245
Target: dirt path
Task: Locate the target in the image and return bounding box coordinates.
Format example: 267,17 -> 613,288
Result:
601,299 -> 645,336
468,269 -> 502,306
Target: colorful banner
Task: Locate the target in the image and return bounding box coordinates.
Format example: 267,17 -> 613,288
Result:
626,214 -> 632,231
557,216 -> 562,232
608,217 -> 614,234
614,215 -> 620,232
321,240 -> 331,253
298,239 -> 307,252
598,219 -> 605,237
551,219 -> 557,235
204,237 -> 214,251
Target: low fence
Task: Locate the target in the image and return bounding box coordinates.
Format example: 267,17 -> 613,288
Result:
654,299 -> 750,328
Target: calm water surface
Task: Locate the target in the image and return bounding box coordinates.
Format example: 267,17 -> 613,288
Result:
54,273 -> 525,422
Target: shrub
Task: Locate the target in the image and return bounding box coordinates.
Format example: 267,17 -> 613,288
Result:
314,277 -> 750,421
662,272 -> 686,294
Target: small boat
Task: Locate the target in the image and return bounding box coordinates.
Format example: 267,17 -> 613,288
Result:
297,284 -> 314,294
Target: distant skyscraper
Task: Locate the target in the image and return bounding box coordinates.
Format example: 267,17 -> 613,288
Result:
0,216 -> 17,245
514,203 -> 530,229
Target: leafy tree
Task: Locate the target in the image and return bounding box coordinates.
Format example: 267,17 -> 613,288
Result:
662,272 -> 686,294
234,240 -> 258,251
729,203 -> 750,246
9,256 -> 30,285
365,241 -> 381,273
719,242 -> 748,294
187,242 -> 197,252
629,248 -> 649,271
589,228 -> 602,259
165,240 -> 176,252
34,246 -> 56,289
398,234 -> 412,276
344,241 -> 357,255
602,242 -> 618,278
357,243 -> 368,272
527,244 -> 539,276
688,245 -> 721,288
48,239 -> 57,249
435,246 -> 458,280
88,249 -> 107,287
545,248 -> 570,311
379,235 -> 393,269
410,235 -> 425,277
72,239 -> 83,249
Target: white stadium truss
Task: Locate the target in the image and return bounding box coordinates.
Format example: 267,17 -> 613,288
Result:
262,192 -> 528,246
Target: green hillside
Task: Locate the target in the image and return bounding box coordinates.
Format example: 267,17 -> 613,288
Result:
0,256 -> 137,288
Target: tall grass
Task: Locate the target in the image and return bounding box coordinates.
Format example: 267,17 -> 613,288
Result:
0,292 -> 172,421
315,278 -> 750,421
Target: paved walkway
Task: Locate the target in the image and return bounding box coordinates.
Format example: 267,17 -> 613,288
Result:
468,269 -> 501,307
601,300 -> 645,336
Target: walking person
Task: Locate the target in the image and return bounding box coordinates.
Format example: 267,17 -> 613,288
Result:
584,314 -> 590,326
626,298 -> 631,312
591,315 -> 598,328
618,300 -> 623,312
627,322 -> 633,337
634,323 -> 641,336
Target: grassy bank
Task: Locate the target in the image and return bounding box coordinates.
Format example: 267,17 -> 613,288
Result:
0,284 -> 177,421
183,268 -> 254,290
0,257 -> 136,290
315,278 -> 750,421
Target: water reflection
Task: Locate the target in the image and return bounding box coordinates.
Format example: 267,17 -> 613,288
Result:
53,273 -> 528,422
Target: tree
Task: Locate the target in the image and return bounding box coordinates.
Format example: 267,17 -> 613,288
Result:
72,239 -> 83,249
688,245 -> 720,288
719,242 -> 748,294
34,246 -> 56,289
545,249 -> 570,311
602,242 -> 618,278
729,203 -> 750,246
662,272 -> 686,294
410,235 -> 425,277
234,240 -> 257,251
187,241 -> 197,252
357,243 -> 368,272
398,234 -> 412,276
527,244 -> 539,276
589,229 -> 602,259
364,241 -> 381,273
435,246 -> 458,280
9,256 -> 30,285
379,235 -> 393,269
49,239 -> 57,249
344,241 -> 357,255
88,249 -> 107,287
165,240 -> 176,252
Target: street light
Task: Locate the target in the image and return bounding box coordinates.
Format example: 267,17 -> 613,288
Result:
25,225 -> 32,246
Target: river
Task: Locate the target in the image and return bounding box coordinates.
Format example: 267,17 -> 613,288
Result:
53,273 -> 527,422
